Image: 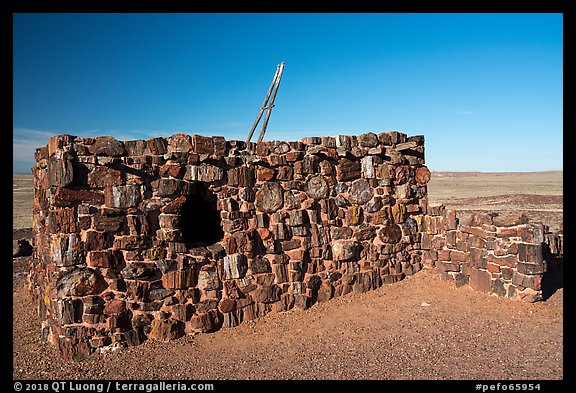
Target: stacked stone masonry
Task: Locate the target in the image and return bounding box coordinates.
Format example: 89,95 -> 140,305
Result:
28,131 -> 563,360
421,206 -> 563,303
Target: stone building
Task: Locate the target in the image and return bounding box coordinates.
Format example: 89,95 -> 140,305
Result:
28,131 -> 562,360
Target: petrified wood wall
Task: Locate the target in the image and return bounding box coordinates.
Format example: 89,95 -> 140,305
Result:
421,206 -> 562,302
29,131 -> 431,359
29,131 -> 561,360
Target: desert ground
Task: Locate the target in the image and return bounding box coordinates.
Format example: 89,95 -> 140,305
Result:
12,171 -> 563,380
427,171 -> 563,232
13,174 -> 34,230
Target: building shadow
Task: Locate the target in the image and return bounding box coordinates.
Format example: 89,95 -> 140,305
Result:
541,261 -> 563,301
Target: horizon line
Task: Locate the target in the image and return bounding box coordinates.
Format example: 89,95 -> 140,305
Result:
12,169 -> 564,176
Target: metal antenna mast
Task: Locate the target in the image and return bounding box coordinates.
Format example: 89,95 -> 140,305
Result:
245,62 -> 285,144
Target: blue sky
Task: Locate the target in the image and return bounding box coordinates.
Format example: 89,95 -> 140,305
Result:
13,13 -> 563,173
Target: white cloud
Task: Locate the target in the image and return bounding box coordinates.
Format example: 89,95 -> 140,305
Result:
11,127 -> 176,170
12,128 -> 180,154
455,110 -> 475,116
13,128 -> 57,162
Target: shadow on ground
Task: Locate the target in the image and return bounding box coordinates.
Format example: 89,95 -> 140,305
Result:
542,264 -> 563,301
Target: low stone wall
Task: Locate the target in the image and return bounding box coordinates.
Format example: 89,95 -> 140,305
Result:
29,131 -> 432,360
28,131 -> 562,360
421,206 -> 563,302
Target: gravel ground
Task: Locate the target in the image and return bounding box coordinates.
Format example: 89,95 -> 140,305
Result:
13,254 -> 563,380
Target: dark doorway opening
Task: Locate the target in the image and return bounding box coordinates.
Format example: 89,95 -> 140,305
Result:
179,182 -> 224,248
